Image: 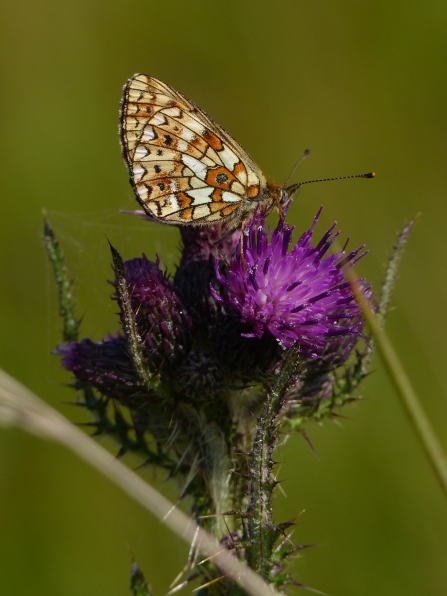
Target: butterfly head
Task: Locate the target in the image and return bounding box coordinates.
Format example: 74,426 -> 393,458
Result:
259,182 -> 301,221
282,182 -> 302,205
268,183 -> 302,214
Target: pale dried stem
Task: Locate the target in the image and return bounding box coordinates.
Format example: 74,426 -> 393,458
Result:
0,367 -> 279,596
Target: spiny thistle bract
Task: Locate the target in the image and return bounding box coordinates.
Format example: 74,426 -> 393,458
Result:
46,204 -> 410,594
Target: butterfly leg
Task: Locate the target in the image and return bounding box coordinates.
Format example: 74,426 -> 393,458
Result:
239,219 -> 249,272
274,193 -> 285,222
213,224 -> 239,244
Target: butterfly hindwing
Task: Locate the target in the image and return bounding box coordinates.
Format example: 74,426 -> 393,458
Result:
120,74 -> 268,225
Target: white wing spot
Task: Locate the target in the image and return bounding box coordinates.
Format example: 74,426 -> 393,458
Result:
182,154 -> 208,180
181,127 -> 197,143
133,165 -> 146,182
187,187 -> 214,205
137,185 -> 148,200
222,191 -> 243,203
135,146 -> 148,159
142,126 -> 156,141
219,145 -> 238,171
150,113 -> 167,126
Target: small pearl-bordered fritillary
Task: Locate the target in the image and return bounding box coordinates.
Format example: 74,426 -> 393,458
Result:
120,74 -> 301,227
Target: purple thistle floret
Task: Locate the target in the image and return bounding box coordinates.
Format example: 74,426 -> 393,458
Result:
214,207 -> 370,357
57,335 -> 143,401
116,255 -> 192,367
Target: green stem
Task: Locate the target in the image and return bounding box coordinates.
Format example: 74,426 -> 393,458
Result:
351,279 -> 447,501
245,348 -> 300,575
43,217 -> 80,342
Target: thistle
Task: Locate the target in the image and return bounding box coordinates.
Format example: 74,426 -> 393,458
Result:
46,203 -> 408,594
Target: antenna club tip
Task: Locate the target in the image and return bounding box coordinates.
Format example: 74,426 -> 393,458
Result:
368,172 -> 376,178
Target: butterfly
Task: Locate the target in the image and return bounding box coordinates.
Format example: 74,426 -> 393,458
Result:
119,74 -> 302,228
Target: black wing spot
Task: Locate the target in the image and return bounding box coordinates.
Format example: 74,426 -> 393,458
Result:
145,184 -> 153,196
158,182 -> 166,191
154,165 -> 161,174
157,149 -> 163,156
216,172 -> 229,184
164,135 -> 174,146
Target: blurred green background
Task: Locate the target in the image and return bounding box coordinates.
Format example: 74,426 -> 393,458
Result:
1,0 -> 447,594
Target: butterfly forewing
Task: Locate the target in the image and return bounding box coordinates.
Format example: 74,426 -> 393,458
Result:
120,74 -> 269,225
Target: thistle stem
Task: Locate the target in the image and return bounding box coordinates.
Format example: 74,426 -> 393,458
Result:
245,348 -> 300,575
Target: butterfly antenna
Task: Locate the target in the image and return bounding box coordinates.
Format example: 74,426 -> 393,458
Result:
283,148 -> 311,186
287,171 -> 376,194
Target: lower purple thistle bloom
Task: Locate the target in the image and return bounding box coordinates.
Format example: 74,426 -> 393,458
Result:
214,207 -> 370,357
57,335 -> 144,401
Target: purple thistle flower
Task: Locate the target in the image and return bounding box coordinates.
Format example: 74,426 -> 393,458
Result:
116,255 -> 192,368
57,335 -> 144,402
214,207 -> 370,358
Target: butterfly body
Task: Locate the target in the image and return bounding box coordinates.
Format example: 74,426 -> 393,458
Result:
120,74 -> 291,227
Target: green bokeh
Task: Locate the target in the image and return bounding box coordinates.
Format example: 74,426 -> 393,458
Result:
1,1 -> 447,594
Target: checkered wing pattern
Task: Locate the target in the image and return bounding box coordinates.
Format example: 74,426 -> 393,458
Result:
120,74 -> 269,226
